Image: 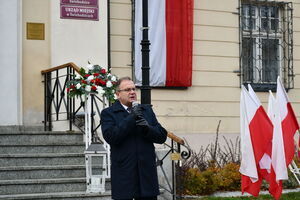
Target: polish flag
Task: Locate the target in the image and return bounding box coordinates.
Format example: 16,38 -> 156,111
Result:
248,85 -> 272,172
267,91 -> 288,200
134,0 -> 193,87
240,86 -> 273,196
276,77 -> 300,166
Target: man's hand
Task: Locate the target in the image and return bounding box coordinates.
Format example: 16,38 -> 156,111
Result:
131,105 -> 143,119
136,117 -> 149,127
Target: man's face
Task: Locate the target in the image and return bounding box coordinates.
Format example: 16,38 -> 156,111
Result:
116,80 -> 137,107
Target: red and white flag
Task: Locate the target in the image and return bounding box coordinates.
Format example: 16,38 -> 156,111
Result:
248,84 -> 272,172
267,91 -> 288,180
267,91 -> 288,200
240,86 -> 273,196
276,77 -> 300,166
134,0 -> 193,87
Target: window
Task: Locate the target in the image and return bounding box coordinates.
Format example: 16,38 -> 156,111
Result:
239,0 -> 294,91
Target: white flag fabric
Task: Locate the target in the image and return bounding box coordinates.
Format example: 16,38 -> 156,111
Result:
135,0 -> 166,86
240,85 -> 273,196
240,85 -> 259,181
267,91 -> 288,181
276,77 -> 300,166
134,0 -> 193,87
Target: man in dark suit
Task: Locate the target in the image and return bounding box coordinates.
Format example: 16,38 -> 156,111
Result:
100,77 -> 167,200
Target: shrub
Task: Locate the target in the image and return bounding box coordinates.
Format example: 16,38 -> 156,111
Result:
183,168 -> 219,195
214,163 -> 241,191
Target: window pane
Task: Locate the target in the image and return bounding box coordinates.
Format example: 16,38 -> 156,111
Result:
250,6 -> 256,16
261,6 -> 268,17
271,19 -> 279,31
242,38 -> 254,82
262,18 -> 269,31
262,39 -> 279,83
242,5 -> 249,16
270,7 -> 278,18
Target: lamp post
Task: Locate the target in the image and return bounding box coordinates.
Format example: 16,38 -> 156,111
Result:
140,0 -> 151,105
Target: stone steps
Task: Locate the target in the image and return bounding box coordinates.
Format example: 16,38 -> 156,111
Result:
0,131 -> 84,146
0,144 -> 85,154
0,191 -> 111,200
0,153 -> 85,166
0,165 -> 86,180
0,178 -> 111,195
0,178 -> 86,195
0,129 -> 111,199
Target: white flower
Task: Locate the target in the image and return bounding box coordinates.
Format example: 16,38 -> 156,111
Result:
75,74 -> 82,79
86,64 -> 94,70
97,86 -> 105,95
106,81 -> 112,88
111,75 -> 117,82
76,83 -> 81,89
87,75 -> 94,82
114,94 -> 118,100
85,85 -> 91,92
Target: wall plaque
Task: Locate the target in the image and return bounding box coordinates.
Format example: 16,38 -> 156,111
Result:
27,23 -> 45,40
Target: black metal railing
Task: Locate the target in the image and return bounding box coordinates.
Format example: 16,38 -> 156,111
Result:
41,63 -> 191,199
41,63 -> 107,141
157,132 -> 191,200
42,63 -> 79,131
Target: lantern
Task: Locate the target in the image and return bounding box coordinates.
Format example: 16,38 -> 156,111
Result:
85,143 -> 107,193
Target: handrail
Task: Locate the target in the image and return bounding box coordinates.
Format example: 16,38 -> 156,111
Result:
168,132 -> 184,145
41,62 -> 81,74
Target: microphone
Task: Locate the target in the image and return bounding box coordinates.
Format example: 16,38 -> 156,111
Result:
132,101 -> 139,108
131,101 -> 142,119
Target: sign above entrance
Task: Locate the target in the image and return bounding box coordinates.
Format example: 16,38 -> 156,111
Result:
60,0 -> 98,7
60,0 -> 99,21
61,5 -> 99,20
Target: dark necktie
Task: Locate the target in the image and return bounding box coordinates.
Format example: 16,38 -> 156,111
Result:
127,107 -> 132,113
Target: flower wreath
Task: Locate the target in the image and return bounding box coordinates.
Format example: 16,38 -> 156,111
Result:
66,63 -> 118,103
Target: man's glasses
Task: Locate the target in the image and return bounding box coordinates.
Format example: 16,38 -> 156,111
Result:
118,88 -> 136,92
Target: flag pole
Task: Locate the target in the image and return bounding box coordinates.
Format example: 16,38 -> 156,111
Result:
140,0 -> 151,105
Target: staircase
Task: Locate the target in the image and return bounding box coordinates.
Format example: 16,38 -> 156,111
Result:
0,127 -> 111,200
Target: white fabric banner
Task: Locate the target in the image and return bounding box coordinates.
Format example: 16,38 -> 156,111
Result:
134,0 -> 166,86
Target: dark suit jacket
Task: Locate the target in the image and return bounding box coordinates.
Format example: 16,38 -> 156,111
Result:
100,100 -> 167,199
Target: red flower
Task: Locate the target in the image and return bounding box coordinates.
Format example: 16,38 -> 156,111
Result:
70,85 -> 75,89
100,69 -> 106,74
95,78 -> 106,86
99,79 -> 106,86
67,88 -> 70,92
84,74 -> 90,78
93,73 -> 99,76
81,80 -> 87,84
90,79 -> 95,83
91,86 -> 97,91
